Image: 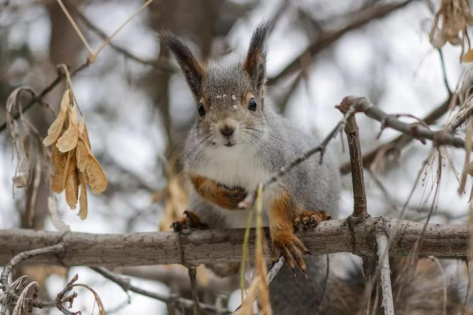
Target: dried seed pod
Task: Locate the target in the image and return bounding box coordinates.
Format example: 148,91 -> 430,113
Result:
65,155 -> 79,209
43,90 -> 70,147
86,155 -> 108,194
78,172 -> 88,220
51,146 -> 69,193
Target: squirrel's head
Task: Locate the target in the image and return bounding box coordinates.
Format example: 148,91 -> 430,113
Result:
161,23 -> 270,149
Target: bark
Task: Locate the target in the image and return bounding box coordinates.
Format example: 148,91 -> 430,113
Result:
0,217 -> 469,267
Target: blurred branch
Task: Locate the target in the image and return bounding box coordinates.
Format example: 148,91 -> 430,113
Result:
91,267 -> 224,314
0,218 -> 468,267
74,9 -> 174,71
267,0 -> 414,86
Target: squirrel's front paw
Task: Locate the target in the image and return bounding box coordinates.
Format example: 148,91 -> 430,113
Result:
293,210 -> 332,231
172,210 -> 209,232
272,231 -> 309,275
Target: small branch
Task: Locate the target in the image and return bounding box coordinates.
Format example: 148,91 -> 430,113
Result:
0,244 -> 65,311
74,9 -> 174,72
376,232 -> 394,315
339,98 -> 452,175
0,63 -> 89,133
338,107 -> 369,218
91,267 -> 223,314
339,96 -> 466,149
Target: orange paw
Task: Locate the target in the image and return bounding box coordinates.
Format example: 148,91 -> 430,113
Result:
293,210 -> 331,232
272,231 -> 309,275
171,210 -> 208,232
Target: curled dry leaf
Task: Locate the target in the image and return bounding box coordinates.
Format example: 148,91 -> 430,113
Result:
48,197 -> 70,232
43,90 -> 70,147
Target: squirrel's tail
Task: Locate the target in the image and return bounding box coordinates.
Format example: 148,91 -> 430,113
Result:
269,255 -> 465,314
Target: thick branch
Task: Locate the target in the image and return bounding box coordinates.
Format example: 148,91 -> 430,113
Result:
0,218 -> 469,267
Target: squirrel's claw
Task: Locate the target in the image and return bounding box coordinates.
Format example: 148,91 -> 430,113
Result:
172,210 -> 209,232
294,210 -> 332,232
272,233 -> 309,276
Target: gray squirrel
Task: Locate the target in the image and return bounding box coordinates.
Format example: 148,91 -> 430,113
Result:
161,24 -> 464,314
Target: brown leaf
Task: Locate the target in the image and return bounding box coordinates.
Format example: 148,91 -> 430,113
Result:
43,90 -> 70,147
51,146 -> 69,193
56,120 -> 78,153
78,173 -> 88,220
65,154 -> 78,209
76,139 -> 89,172
86,155 -> 108,194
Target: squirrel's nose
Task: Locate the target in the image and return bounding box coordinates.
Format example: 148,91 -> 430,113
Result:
219,125 -> 235,137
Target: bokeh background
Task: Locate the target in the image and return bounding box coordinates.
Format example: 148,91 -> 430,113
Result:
0,0 -> 470,313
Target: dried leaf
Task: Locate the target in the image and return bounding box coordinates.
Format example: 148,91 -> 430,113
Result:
12,158 -> 30,188
78,173 -> 88,220
43,90 -> 69,147
86,155 -> 108,194
51,146 -> 69,193
48,197 -> 70,232
56,120 -> 78,153
76,139 -> 89,172
65,155 -> 78,209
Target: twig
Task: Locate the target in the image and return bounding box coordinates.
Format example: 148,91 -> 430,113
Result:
438,48 -> 452,96
339,98 -> 452,175
74,9 -> 173,70
0,244 -> 65,311
57,0 -> 94,57
55,274 -> 80,315
339,96 -> 466,149
0,63 -> 88,133
376,232 -> 394,315
92,0 -> 153,63
340,110 -> 369,218
91,267 -> 223,314
187,267 -> 201,315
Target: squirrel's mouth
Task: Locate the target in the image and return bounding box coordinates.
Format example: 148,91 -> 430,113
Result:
224,141 -> 236,147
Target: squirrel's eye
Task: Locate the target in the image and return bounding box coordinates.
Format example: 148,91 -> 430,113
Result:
198,104 -> 206,117
248,98 -> 257,111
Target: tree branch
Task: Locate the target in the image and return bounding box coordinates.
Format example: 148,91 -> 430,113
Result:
91,267 -> 224,314
267,0 -> 414,86
0,218 -> 469,267
339,97 -> 452,175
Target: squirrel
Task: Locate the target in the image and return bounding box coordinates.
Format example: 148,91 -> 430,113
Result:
161,24 -> 465,314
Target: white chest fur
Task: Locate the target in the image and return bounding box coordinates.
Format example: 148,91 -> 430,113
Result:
193,143 -> 276,228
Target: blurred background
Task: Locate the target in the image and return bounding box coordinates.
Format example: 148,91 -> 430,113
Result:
0,0 -> 470,314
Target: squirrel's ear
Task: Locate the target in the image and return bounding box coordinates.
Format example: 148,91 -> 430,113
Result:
244,23 -> 270,95
160,31 -> 204,98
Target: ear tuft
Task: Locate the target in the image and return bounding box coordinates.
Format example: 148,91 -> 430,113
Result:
244,22 -> 271,95
159,31 -> 204,98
